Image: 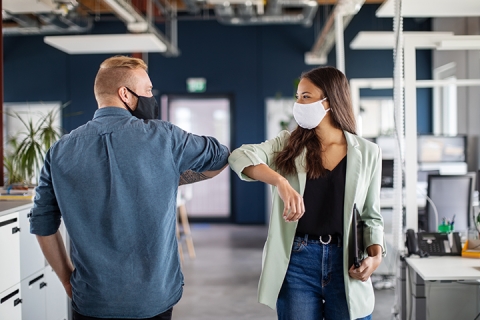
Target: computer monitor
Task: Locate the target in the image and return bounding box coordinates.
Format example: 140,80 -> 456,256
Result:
417,135 -> 466,163
426,174 -> 473,233
417,170 -> 440,183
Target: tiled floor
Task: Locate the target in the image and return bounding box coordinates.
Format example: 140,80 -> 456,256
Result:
173,224 -> 396,320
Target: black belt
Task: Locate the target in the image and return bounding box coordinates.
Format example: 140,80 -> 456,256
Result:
295,232 -> 341,245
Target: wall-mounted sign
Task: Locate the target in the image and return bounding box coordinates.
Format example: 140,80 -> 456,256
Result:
186,77 -> 206,93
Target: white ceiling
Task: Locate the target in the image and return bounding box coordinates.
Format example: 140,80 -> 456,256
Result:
376,0 -> 480,17
44,34 -> 167,54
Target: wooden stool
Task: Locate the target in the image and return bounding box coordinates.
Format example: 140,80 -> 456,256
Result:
176,187 -> 196,263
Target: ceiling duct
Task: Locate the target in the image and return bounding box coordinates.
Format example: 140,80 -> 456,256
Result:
7,14 -> 39,28
2,18 -> 92,36
182,0 -> 202,14
305,0 -> 365,64
3,0 -> 93,36
101,0 -> 180,56
215,0 -> 318,27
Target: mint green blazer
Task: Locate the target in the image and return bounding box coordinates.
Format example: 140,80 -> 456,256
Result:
228,130 -> 386,319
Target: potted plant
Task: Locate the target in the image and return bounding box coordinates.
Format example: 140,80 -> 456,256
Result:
4,106 -> 63,188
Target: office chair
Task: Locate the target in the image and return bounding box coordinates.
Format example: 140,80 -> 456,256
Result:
426,174 -> 473,233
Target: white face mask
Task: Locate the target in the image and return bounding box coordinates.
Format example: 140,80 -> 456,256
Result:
293,97 -> 330,129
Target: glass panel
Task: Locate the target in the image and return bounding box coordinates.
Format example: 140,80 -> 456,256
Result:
168,98 -> 230,218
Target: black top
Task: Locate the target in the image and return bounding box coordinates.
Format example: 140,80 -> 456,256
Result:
296,155 -> 347,238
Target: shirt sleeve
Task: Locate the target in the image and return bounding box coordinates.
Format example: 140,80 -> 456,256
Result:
228,130 -> 289,182
30,148 -> 62,236
362,145 -> 386,257
169,123 -> 230,174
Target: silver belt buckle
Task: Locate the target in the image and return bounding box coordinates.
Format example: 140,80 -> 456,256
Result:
319,235 -> 332,245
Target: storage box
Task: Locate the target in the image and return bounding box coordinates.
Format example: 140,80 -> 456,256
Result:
461,240 -> 480,258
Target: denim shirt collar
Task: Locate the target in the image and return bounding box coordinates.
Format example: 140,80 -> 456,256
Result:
93,107 -> 131,119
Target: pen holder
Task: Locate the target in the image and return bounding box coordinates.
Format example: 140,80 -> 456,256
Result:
438,224 -> 453,233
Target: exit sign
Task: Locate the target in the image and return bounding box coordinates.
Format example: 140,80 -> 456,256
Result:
186,78 -> 206,93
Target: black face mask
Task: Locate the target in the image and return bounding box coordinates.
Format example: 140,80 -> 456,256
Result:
123,87 -> 159,120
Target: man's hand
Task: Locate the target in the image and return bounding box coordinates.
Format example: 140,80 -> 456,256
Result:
348,244 -> 382,282
36,231 -> 74,299
62,279 -> 73,299
276,178 -> 305,222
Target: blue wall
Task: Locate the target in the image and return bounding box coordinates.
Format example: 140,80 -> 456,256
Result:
3,5 -> 431,224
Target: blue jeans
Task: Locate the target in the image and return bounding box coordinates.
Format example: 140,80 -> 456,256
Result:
277,235 -> 372,320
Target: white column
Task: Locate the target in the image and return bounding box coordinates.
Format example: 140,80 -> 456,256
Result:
335,13 -> 345,74
404,39 -> 419,231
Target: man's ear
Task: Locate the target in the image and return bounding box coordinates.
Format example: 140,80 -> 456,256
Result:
118,87 -> 129,103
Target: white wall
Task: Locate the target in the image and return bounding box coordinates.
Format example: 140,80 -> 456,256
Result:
433,17 -> 480,171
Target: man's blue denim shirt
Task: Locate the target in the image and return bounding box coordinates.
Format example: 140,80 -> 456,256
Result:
30,107 -> 229,318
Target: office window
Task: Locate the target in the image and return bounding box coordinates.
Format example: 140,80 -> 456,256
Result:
358,98 -> 395,138
433,62 -> 457,136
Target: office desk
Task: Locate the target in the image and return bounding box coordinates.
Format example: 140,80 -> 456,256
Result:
404,256 -> 480,320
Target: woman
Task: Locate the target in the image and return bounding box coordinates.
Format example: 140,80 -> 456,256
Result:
228,66 -> 385,320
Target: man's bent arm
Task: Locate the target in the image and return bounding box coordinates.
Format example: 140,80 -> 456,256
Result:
36,231 -> 74,298
179,164 -> 228,185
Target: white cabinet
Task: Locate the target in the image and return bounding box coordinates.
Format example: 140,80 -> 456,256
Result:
45,266 -> 68,320
20,267 -> 68,320
0,203 -> 69,320
0,284 -> 22,320
0,212 -> 21,294
21,270 -> 47,320
19,208 -> 45,280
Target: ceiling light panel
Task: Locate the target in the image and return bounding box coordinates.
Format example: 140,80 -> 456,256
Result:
44,34 -> 167,54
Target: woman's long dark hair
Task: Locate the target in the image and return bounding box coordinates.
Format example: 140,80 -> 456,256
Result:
274,66 -> 357,179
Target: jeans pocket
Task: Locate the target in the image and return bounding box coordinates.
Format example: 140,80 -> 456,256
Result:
292,239 -> 306,252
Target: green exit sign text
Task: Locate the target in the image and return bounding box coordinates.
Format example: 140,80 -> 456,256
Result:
187,78 -> 206,93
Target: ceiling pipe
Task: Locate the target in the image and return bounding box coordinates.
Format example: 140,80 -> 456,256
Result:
238,3 -> 255,17
8,14 -> 39,28
305,0 -> 365,64
215,0 -> 318,27
182,0 -> 201,14
266,0 -> 282,15
3,14 -> 93,35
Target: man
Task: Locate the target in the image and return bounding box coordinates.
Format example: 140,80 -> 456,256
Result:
30,56 -> 229,320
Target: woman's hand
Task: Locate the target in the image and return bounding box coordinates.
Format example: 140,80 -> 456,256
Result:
348,244 -> 383,282
241,164 -> 305,222
276,178 -> 305,222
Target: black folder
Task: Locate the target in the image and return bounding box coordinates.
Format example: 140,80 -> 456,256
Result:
352,203 -> 365,268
